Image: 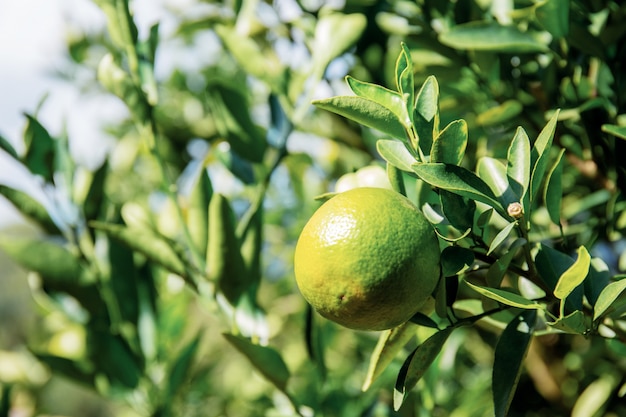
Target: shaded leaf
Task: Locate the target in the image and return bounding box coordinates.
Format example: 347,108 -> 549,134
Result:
535,0 -> 569,39
23,114 -> 55,182
487,238 -> 526,287
440,190 -> 475,231
223,333 -> 290,391
0,134 -> 18,159
394,327 -> 454,410
167,335 -> 202,399
0,186 -> 60,234
439,21 -> 548,53
493,310 -> 537,417
440,246 -> 475,277
363,322 -> 417,391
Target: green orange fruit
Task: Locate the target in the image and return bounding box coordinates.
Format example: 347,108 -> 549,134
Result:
294,187 -> 441,331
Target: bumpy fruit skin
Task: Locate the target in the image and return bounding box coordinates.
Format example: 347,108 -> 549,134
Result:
294,187 -> 441,331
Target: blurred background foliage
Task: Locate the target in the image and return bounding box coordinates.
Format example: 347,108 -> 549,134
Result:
0,0 -> 625,416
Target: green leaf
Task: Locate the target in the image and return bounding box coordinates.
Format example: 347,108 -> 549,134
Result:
0,134 -> 18,159
376,139 -> 417,172
207,83 -> 267,163
185,166 -> 213,256
393,327 -> 454,411
439,21 -> 549,53
535,244 -> 583,311
544,148 -> 565,226
0,186 -> 60,234
89,331 -> 141,389
431,119 -> 468,165
346,76 -> 411,128
493,310 -> 537,417
464,280 -> 544,310
23,114 -> 55,182
215,25 -> 286,95
223,333 -> 290,392
476,100 -> 523,126
601,124 -> 626,140
90,221 -> 187,278
167,335 -> 202,399
572,373 -> 620,417
554,246 -> 591,300
314,96 -> 407,140
0,236 -> 83,287
413,76 -> 439,156
362,322 -> 417,391
487,221 -> 518,255
440,190 -> 475,231
395,43 -> 414,114
487,238 -> 526,287
412,163 -> 504,214
477,157 -> 520,210
547,310 -> 587,334
207,194 -> 247,304
593,277 -> 626,321
440,246 -> 475,277
506,127 -> 531,202
530,111 -> 560,203
535,0 -> 569,39
97,53 -> 149,122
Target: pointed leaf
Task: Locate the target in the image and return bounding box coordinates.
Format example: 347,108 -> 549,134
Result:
535,244 -> 583,311
547,310 -> 587,334
0,185 -> 60,234
601,124 -> 626,140
0,134 -> 18,159
347,76 -> 411,128
362,322 -> 417,391
431,119 -> 468,165
314,96 -> 407,139
465,280 -> 544,310
487,238 -> 526,287
506,127 -> 531,200
493,310 -> 537,417
477,157 -> 520,209
90,221 -> 187,278
395,43 -> 414,118
185,166 -> 213,256
376,139 -> 417,172
544,148 -> 565,226
413,76 -> 439,155
393,327 -> 454,410
23,114 -> 55,182
554,246 -> 591,300
223,333 -> 290,391
530,111 -> 560,202
439,21 -> 548,53
207,194 -> 248,304
487,221 -> 518,255
593,277 -> 626,321
167,335 -> 202,399
412,163 -> 504,214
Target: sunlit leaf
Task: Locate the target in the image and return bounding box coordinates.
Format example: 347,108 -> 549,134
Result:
547,310 -> 588,334
477,157 -> 520,210
593,277 -> 626,321
464,280 -> 544,310
601,124 -> 626,140
493,310 -> 537,417
393,327 -> 454,410
363,322 -> 417,391
487,221 -> 518,255
487,238 -> 526,287
476,100 -> 523,126
554,246 -> 591,300
439,21 -> 548,53
431,119 -> 468,165
395,43 -> 414,115
530,111 -> 560,203
535,244 -> 583,311
314,96 -> 407,140
376,139 -> 417,172
412,163 -> 504,214
347,76 -> 411,128
413,76 -> 439,155
507,127 -> 531,202
544,148 -> 565,226
23,114 -> 55,182
572,374 -> 620,417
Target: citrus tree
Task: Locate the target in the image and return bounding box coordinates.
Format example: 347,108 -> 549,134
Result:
0,0 -> 625,416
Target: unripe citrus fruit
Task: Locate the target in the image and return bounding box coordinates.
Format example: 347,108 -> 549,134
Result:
294,187 -> 441,331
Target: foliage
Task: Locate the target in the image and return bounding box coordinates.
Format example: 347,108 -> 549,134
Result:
1,0 -> 625,416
